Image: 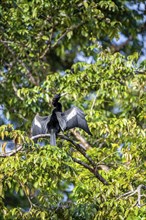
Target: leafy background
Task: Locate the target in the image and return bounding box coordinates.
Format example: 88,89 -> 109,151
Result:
0,0 -> 146,219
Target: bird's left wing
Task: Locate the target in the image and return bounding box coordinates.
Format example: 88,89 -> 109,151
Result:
58,107 -> 92,135
31,114 -> 51,136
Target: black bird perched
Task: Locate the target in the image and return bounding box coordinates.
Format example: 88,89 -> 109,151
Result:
31,93 -> 92,146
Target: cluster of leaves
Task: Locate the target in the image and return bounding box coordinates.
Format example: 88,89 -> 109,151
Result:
0,50 -> 146,219
0,0 -> 146,219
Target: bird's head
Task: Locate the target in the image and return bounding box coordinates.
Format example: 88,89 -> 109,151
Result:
52,92 -> 67,106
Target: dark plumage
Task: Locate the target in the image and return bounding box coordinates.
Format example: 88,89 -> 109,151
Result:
31,94 -> 92,145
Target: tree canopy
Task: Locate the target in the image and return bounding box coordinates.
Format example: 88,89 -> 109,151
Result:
0,0 -> 146,219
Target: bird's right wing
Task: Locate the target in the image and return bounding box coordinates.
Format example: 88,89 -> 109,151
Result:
31,114 -> 51,136
57,107 -> 92,135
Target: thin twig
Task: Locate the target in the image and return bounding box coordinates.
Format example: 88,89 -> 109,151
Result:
137,184 -> 146,207
97,152 -> 117,165
40,27 -> 54,59
51,22 -> 85,49
19,181 -> 36,209
90,94 -> 97,116
117,184 -> 146,207
0,144 -> 23,157
12,81 -> 24,101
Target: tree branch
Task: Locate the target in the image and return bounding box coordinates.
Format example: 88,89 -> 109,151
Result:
117,184 -> 146,207
0,144 -> 23,157
0,134 -> 108,185
32,133 -> 95,166
0,39 -> 38,85
72,157 -> 109,184
70,129 -> 91,150
12,81 -> 24,101
40,27 -> 54,59
40,21 -> 85,59
51,22 -> 85,49
32,134 -> 109,185
19,181 -> 36,209
90,94 -> 97,117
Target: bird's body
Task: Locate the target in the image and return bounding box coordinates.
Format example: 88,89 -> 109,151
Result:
31,94 -> 91,145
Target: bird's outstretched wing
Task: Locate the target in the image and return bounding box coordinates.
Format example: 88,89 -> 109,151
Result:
31,114 -> 51,136
56,107 -> 92,135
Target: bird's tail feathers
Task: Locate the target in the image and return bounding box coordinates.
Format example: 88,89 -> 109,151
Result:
50,129 -> 56,146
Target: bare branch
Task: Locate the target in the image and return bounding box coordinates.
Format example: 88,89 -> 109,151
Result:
72,157 -> 95,171
136,184 -> 146,207
72,157 -> 109,182
117,184 -> 146,207
32,133 -> 95,166
32,133 -> 108,185
70,129 -> 91,150
59,134 -> 96,167
0,133 -> 108,185
31,133 -> 51,140
0,144 -> 23,157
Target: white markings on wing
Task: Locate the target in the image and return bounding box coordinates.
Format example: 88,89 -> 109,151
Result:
66,108 -> 77,121
34,117 -> 42,128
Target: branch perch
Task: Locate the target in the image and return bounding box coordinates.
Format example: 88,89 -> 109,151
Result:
70,129 -> 91,150
32,134 -> 109,185
0,133 -> 108,185
0,144 -> 23,157
117,184 -> 146,207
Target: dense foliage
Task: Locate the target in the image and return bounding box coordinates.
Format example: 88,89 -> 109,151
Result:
0,0 -> 146,219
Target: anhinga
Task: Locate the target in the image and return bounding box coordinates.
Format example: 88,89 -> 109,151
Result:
31,94 -> 92,146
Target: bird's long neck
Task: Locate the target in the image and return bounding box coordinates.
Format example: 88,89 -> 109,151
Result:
53,102 -> 62,113
52,94 -> 62,115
